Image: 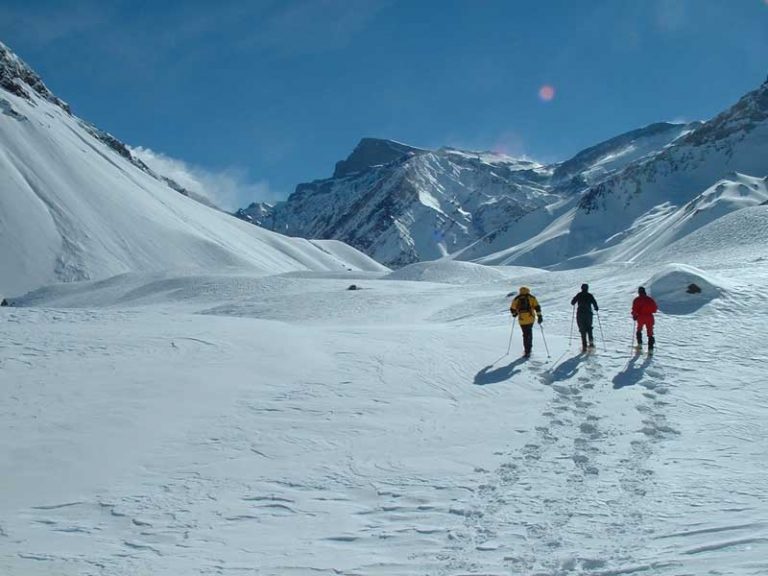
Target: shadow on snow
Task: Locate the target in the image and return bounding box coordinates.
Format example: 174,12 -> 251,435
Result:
474,357 -> 529,385
612,354 -> 653,389
542,353 -> 587,384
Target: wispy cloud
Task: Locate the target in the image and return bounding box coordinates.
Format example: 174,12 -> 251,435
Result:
435,129 -> 534,161
245,0 -> 390,55
654,0 -> 689,33
0,1 -> 114,47
131,147 -> 278,211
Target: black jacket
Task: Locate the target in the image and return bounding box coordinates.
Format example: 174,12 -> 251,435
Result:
571,291 -> 598,315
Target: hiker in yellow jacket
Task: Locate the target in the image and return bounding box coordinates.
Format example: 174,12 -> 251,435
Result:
510,286 -> 543,358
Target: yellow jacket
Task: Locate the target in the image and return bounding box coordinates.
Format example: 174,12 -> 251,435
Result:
510,287 -> 542,326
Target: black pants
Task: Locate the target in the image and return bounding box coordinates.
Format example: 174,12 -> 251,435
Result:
521,323 -> 534,354
576,313 -> 594,348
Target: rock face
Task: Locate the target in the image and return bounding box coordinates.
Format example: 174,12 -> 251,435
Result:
333,138 -> 424,178
239,143 -> 561,267
0,41 -> 70,112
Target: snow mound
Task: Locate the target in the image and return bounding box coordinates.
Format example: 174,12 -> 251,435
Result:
384,260 -> 508,284
646,264 -> 727,315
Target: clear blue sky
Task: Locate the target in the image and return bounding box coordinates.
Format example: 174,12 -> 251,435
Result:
1,0 -> 766,208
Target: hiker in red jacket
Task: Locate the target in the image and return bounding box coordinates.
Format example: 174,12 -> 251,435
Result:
632,286 -> 658,351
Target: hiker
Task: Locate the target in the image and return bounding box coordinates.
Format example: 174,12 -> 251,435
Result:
632,286 -> 658,351
571,283 -> 598,351
510,286 -> 543,358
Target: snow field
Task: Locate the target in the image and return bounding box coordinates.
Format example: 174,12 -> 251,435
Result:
2,254 -> 768,575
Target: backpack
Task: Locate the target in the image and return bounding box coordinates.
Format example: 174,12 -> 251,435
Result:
516,294 -> 531,313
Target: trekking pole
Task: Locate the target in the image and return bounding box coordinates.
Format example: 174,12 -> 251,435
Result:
539,323 -> 551,359
568,305 -> 575,350
506,315 -> 515,355
596,311 -> 606,351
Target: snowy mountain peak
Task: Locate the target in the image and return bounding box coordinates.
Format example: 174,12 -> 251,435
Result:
0,40 -> 70,113
333,137 -> 426,178
681,76 -> 768,148
553,121 -> 700,185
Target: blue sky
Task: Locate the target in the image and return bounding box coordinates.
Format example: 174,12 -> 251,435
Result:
1,0 -> 766,209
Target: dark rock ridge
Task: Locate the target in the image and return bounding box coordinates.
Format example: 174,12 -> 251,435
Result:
0,41 -> 70,113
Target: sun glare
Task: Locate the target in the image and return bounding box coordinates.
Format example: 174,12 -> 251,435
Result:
538,85 -> 556,102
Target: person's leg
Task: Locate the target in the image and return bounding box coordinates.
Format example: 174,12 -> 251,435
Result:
522,324 -> 533,355
577,315 -> 588,350
636,319 -> 644,346
647,318 -> 655,349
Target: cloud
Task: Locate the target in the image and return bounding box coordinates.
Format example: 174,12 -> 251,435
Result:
0,2 -> 114,47
130,147 -> 277,211
436,129 -> 533,161
245,0 -> 390,55
654,0 -> 689,33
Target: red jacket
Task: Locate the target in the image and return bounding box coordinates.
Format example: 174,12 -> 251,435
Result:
632,294 -> 658,319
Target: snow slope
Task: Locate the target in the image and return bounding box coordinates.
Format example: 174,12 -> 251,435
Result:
2,217 -> 768,575
0,42 -> 386,297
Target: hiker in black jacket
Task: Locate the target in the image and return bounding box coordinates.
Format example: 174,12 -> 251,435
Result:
571,283 -> 598,352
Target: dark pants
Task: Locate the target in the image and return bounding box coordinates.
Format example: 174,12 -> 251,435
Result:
576,313 -> 594,348
521,323 -> 534,354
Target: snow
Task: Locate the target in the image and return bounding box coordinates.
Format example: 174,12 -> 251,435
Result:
3,237 -> 768,574
384,260 -> 509,284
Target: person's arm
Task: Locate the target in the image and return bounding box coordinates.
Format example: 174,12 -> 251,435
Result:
570,295 -> 578,306
534,298 -> 543,323
591,295 -> 598,311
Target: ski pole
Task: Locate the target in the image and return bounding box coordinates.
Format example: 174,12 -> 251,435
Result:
539,323 -> 551,358
596,311 -> 606,351
568,305 -> 575,350
506,315 -> 515,355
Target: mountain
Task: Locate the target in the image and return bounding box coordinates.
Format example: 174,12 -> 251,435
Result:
476,78 -> 768,268
238,120 -> 701,268
239,78 -> 767,270
239,142 -> 562,267
0,41 -> 386,296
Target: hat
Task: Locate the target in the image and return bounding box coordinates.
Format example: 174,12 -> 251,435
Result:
518,286 -> 530,295
638,286 -> 646,295
581,283 -> 589,291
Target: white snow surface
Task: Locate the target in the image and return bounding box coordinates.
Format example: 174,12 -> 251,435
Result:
3,230 -> 768,575
385,260 -> 511,284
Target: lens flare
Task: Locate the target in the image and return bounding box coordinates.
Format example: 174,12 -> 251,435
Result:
538,85 -> 556,102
